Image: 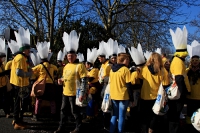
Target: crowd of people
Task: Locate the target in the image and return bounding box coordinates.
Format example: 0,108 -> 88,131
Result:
0,25 -> 200,133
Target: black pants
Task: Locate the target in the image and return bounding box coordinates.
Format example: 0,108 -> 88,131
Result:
59,95 -> 82,130
167,97 -> 185,133
187,99 -> 200,117
13,85 -> 28,123
0,85 -> 10,115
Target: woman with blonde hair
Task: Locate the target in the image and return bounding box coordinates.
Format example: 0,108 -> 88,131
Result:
139,52 -> 165,133
109,53 -> 134,133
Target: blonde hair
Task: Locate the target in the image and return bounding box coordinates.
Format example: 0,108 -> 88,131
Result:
146,52 -> 163,73
117,53 -> 130,64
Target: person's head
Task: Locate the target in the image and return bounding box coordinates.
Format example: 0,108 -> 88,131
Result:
146,52 -> 163,73
85,62 -> 93,69
19,44 -> 31,56
67,52 -> 77,63
190,56 -> 200,67
98,55 -> 106,63
117,53 -> 130,67
57,60 -> 63,66
0,53 -> 6,63
109,54 -> 117,64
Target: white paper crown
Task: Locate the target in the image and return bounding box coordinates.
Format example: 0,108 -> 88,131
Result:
129,45 -> 145,66
104,38 -> 118,57
57,50 -> 65,61
14,27 -> 30,49
87,48 -> 98,64
118,45 -> 126,54
0,38 -> 6,55
30,51 -> 41,66
155,48 -> 161,55
191,108 -> 200,132
170,26 -> 188,50
144,50 -> 152,60
7,40 -> 19,54
36,41 -> 50,59
77,53 -> 84,62
62,30 -> 80,53
187,40 -> 200,58
98,41 -> 107,56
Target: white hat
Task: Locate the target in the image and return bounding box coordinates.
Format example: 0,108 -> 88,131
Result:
170,26 -> 188,52
104,38 -> 118,58
36,41 -> 51,59
187,40 -> 200,58
0,38 -> 6,57
57,49 -> 65,61
77,53 -> 84,62
7,40 -> 19,55
155,48 -> 161,55
87,48 -> 98,64
30,50 -> 41,66
129,44 -> 145,66
14,27 -> 30,52
144,50 -> 152,60
98,41 -> 107,56
62,30 -> 80,54
118,45 -> 126,54
191,108 -> 200,132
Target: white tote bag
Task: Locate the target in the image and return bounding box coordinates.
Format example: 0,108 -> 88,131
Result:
101,83 -> 112,113
152,83 -> 169,115
166,75 -> 181,100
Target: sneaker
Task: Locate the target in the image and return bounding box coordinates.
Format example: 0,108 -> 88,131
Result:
13,123 -> 27,130
70,128 -> 79,133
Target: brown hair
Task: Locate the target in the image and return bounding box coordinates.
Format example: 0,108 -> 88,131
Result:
146,52 -> 163,73
117,53 -> 130,64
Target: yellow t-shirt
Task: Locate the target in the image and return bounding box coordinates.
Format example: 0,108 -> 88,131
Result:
110,66 -> 131,100
162,68 -> 171,86
10,54 -> 29,87
5,60 -> 12,70
0,65 -> 6,88
139,66 -> 163,100
62,63 -> 87,96
99,60 -> 111,82
32,62 -> 58,84
130,70 -> 140,85
88,68 -> 99,83
170,57 -> 191,92
186,68 -> 200,100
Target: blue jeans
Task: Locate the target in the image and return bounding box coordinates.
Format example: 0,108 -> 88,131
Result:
110,100 -> 129,133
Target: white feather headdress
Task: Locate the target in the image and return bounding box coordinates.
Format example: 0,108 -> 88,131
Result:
77,53 -> 85,62
8,40 -> 19,55
36,41 -> 51,59
129,44 -> 145,66
98,41 -> 107,56
14,27 -> 30,51
118,45 -> 126,54
30,51 -> 41,66
57,50 -> 65,61
0,38 -> 6,56
155,48 -> 161,55
104,38 -> 118,58
62,30 -> 80,53
187,40 -> 200,58
87,48 -> 98,64
170,26 -> 188,51
144,51 -> 152,60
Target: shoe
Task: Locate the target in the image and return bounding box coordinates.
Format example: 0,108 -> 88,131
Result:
31,115 -> 38,121
13,122 -> 27,130
6,114 -> 11,118
82,116 -> 94,123
70,128 -> 79,133
54,127 -> 65,133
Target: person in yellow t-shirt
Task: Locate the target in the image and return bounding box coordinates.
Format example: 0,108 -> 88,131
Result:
54,51 -> 88,133
162,56 -> 171,88
31,59 -> 58,121
186,55 -> 200,124
109,53 -> 133,133
139,52 -> 165,133
0,52 -> 12,118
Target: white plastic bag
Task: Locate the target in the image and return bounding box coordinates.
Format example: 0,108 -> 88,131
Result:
101,84 -> 112,113
75,88 -> 88,107
152,83 -> 169,115
166,75 -> 180,100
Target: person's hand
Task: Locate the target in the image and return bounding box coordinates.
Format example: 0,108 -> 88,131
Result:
58,78 -> 63,85
79,96 -> 83,102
